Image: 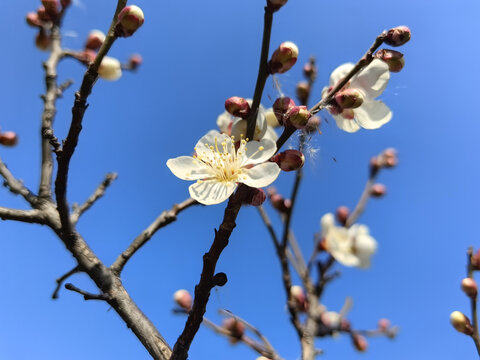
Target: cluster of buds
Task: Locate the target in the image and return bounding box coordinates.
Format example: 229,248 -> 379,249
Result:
270,150 -> 305,172
290,285 -> 308,312
115,5 -> 145,37
272,97 -> 312,130
269,41 -> 298,74
222,318 -> 246,344
266,0 -> 288,12
377,318 -> 398,339
0,131 -> 18,147
296,57 -> 317,105
370,148 -> 398,176
173,289 -> 192,311
372,26 -> 410,73
267,187 -> 291,214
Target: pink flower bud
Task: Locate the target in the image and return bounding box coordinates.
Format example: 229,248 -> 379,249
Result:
116,5 -> 145,37
269,41 -> 298,74
296,81 -> 310,105
37,6 -> 51,22
42,0 -> 59,17
375,49 -> 405,73
352,333 -> 368,352
128,54 -> 143,70
0,132 -> 18,147
370,183 -> 387,198
303,63 -> 317,80
225,97 -> 250,119
461,278 -> 478,298
243,187 -> 266,206
285,106 -> 311,129
85,30 -> 105,51
382,148 -> 398,168
266,0 -> 288,11
336,206 -> 349,226
385,26 -> 411,47
271,150 -> 304,172
26,12 -> 42,27
450,311 -> 474,335
35,30 -> 51,51
335,88 -> 364,109
272,97 -> 296,125
378,318 -> 391,331
304,115 -> 321,134
173,289 -> 192,310
290,285 -> 307,312
222,318 -> 245,342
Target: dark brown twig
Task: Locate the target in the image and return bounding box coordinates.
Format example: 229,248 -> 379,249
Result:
0,157 -> 38,206
64,283 -> 110,301
467,247 -> 480,354
52,265 -> 80,299
111,197 -> 198,274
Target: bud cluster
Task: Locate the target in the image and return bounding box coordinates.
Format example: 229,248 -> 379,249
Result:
370,148 -> 398,176
272,97 -> 312,130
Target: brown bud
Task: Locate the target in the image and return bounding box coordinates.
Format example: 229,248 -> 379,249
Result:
271,149 -> 305,172
0,132 -> 18,147
128,54 -> 143,70
461,278 -> 478,298
42,0 -> 59,17
222,318 -> 245,343
225,96 -> 250,119
378,318 -> 391,331
270,193 -> 290,213
472,249 -> 480,270
303,62 -> 317,80
375,49 -> 405,73
385,26 -> 411,47
290,285 -> 307,312
35,30 -> 51,51
352,333 -> 368,352
370,183 -> 387,197
36,6 -> 50,22
304,115 -> 321,134
272,97 -> 296,125
61,0 -> 72,8
173,289 -> 192,310
266,0 -> 288,11
243,187 -> 266,206
296,82 -> 310,104
336,206 -> 349,226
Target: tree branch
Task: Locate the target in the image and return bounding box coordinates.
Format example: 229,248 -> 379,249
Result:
65,282 -> 110,301
0,157 -> 38,206
0,207 -> 45,224
71,172 -> 118,224
111,197 -> 198,274
52,265 -> 80,299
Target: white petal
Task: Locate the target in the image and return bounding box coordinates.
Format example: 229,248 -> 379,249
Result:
350,59 -> 390,99
320,213 -> 335,235
230,110 -> 268,141
98,56 -> 122,81
354,100 -> 392,129
242,163 -> 280,188
166,156 -> 212,181
265,109 -> 281,128
194,131 -> 230,157
332,114 -> 361,133
216,111 -> 234,134
241,138 -> 277,166
329,63 -> 355,86
325,227 -> 360,267
263,125 -> 279,141
189,180 -> 237,205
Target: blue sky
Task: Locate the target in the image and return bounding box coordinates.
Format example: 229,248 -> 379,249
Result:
1,0 -> 480,359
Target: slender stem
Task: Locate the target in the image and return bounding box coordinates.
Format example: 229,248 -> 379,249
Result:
52,265 -> 80,299
467,247 -> 480,355
0,157 -> 38,206
257,205 -> 280,249
111,197 -> 198,274
345,177 -> 374,228
246,7 -> 274,141
65,283 -> 110,301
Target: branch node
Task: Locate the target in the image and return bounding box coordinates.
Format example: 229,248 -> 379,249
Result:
212,272 -> 228,287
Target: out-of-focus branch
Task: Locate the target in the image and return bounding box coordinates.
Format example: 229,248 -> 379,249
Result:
246,7 -> 274,141
257,205 -> 280,249
309,31 -> 388,115
0,207 -> 45,224
345,177 -> 375,228
0,157 -> 37,206
111,197 -> 198,274
65,283 -> 110,301
52,265 -> 80,299
71,173 -> 118,224
467,247 -> 480,354
171,186 -> 248,360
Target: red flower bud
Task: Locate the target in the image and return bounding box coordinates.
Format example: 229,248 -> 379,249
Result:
61,0 -> 72,8
269,41 -> 298,74
35,30 -> 51,51
370,183 -> 387,197
266,0 -> 288,12
285,106 -> 311,129
336,206 -> 349,226
461,278 -> 478,298
375,49 -> 405,73
116,5 -> 145,37
0,132 -> 18,147
272,97 -> 296,125
85,30 -> 105,51
42,0 -> 59,17
303,62 -> 317,80
270,193 -> 290,213
243,187 -> 266,206
304,115 -> 321,134
225,97 -> 250,119
271,150 -> 304,172
290,285 -> 307,312
173,289 -> 192,310
128,54 -> 143,70
378,318 -> 391,331
26,12 -> 42,27
352,333 -> 368,352
385,26 -> 411,47
334,88 -> 364,109
36,6 -> 51,22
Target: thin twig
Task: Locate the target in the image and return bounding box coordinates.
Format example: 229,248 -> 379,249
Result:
71,172 -> 118,224
111,197 -> 198,274
52,265 -> 80,299
467,247 -> 480,355
0,157 -> 38,206
64,283 -> 110,301
246,7 -> 274,141
257,205 -> 280,249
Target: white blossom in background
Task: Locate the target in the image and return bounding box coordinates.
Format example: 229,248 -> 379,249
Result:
320,213 -> 377,268
216,101 -> 278,141
323,59 -> 391,133
167,131 -> 280,205
98,56 -> 122,81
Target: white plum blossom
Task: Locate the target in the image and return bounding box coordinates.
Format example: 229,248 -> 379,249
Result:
216,101 -> 278,142
167,131 -> 280,205
320,213 -> 377,268
98,56 -> 122,81
323,59 -> 391,133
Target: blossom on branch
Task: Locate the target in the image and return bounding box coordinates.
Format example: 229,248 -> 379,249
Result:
323,59 -> 392,133
320,213 -> 377,268
167,131 -> 280,205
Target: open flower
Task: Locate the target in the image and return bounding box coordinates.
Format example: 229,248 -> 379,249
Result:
216,101 -> 278,141
323,59 -> 391,133
320,213 -> 377,268
167,131 -> 280,205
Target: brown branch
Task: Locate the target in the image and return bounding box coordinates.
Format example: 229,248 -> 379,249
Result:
257,205 -> 280,249
246,7 -> 274,141
309,31 -> 388,115
0,207 -> 45,224
71,172 -> 118,224
0,157 -> 38,206
467,247 -> 480,355
52,265 -> 80,299
111,197 -> 198,274
65,283 -> 110,301
170,186 -> 248,360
